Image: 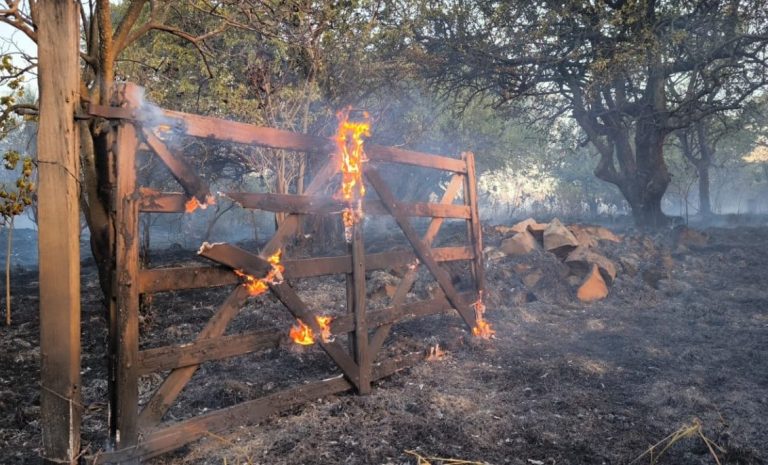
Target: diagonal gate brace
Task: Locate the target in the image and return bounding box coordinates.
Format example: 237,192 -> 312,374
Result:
364,167 -> 477,329
199,242 -> 363,390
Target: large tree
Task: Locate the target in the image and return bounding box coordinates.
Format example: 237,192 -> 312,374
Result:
0,1 -> 248,295
395,0 -> 768,226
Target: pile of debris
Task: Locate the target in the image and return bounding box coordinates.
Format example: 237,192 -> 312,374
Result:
490,218 -> 621,302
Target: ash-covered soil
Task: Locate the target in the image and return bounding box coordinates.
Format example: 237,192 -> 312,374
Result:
1,224 -> 767,465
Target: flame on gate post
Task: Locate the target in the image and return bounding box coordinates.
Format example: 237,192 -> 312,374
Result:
335,108 -> 371,242
472,291 -> 494,339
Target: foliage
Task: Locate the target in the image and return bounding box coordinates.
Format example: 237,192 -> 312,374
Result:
385,0 -> 768,226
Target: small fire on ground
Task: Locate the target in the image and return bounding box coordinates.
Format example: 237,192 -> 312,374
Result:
290,316 -> 333,345
335,108 -> 371,242
234,249 -> 285,296
184,194 -> 216,213
472,293 -> 494,339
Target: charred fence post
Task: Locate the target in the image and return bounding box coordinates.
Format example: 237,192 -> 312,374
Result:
112,83 -> 142,462
351,220 -> 372,394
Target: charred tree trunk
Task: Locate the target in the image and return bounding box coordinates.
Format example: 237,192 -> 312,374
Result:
630,117 -> 671,227
592,123 -> 671,229
676,120 -> 714,218
695,123 -> 714,217
697,161 -> 712,217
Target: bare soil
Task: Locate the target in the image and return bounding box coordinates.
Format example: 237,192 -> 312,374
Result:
1,224 -> 767,465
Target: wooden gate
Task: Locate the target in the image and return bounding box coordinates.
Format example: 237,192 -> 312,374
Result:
92,83 -> 486,463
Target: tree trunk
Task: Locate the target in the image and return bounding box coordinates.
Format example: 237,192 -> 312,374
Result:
695,122 -> 714,217
698,163 -> 712,217
594,123 -> 671,229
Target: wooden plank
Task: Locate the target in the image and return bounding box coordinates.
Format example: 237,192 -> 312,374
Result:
463,152 -> 486,297
138,331 -> 281,375
114,115 -> 141,455
139,266 -> 238,294
161,108 -> 336,153
197,243 -> 272,276
95,352 -> 422,464
365,168 -> 476,329
99,377 -> 351,464
368,201 -> 468,219
331,291 -> 475,334
223,192 -> 344,215
138,190 -> 187,212
350,223 -> 371,394
138,247 -> 474,294
367,145 -> 467,173
37,3 -> 81,462
88,103 -> 135,120
138,286 -> 249,429
222,191 -> 470,219
142,129 -> 211,204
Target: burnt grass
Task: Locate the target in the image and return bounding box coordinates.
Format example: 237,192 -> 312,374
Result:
1,224 -> 767,465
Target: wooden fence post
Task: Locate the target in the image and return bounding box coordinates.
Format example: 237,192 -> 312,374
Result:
38,2 -> 82,463
113,85 -> 141,461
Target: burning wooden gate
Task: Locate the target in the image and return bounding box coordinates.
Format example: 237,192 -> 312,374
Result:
92,84 -> 486,463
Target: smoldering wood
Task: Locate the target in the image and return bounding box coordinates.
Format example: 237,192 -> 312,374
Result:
196,242 -> 273,276
142,130 -> 212,204
463,152 -> 486,296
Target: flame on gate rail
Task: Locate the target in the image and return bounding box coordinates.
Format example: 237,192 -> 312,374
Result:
335,108 -> 371,242
234,249 -> 285,296
290,316 -> 333,345
184,194 -> 216,213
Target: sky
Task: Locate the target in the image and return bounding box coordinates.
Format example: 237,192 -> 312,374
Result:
0,20 -> 38,92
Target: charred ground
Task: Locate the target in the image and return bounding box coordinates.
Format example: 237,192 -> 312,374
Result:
1,223 -> 766,464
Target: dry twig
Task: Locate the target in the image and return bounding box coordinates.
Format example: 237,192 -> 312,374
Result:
628,418 -> 724,465
405,449 -> 488,465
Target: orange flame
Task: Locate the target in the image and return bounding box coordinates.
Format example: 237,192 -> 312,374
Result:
234,249 -> 285,296
471,294 -> 494,339
185,194 -> 216,213
289,315 -> 334,345
290,319 -> 314,345
335,108 -> 371,242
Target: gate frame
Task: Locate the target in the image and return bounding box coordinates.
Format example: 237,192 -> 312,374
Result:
92,83 -> 486,463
